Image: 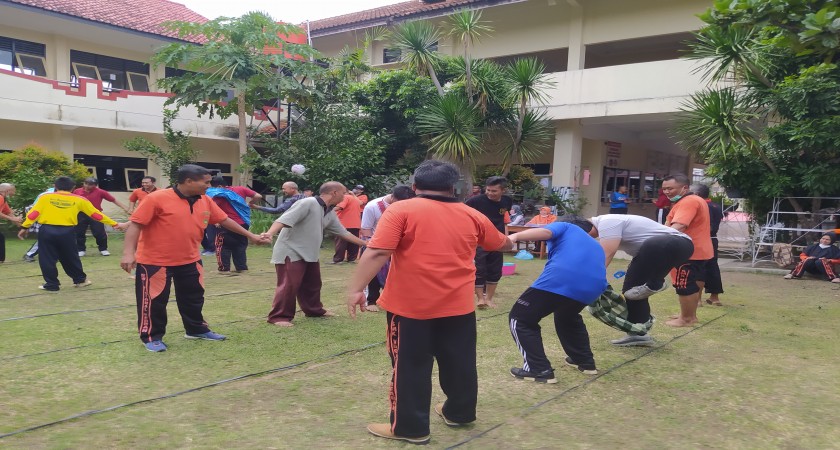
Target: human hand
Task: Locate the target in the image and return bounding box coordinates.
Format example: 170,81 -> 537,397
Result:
17,228 -> 28,240
347,291 -> 367,319
114,222 -> 129,231
10,216 -> 22,225
120,254 -> 136,273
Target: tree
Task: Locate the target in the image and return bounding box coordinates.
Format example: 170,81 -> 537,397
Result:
152,12 -> 321,178
0,144 -> 90,213
123,110 -> 200,185
417,91 -> 484,188
392,21 -> 445,96
501,57 -> 555,175
676,0 -> 840,221
447,9 -> 493,100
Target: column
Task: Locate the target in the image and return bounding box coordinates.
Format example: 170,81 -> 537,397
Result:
52,36 -> 70,82
551,120 -> 583,188
566,0 -> 585,71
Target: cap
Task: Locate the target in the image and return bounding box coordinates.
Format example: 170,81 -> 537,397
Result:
84,177 -> 98,185
354,185 -> 365,191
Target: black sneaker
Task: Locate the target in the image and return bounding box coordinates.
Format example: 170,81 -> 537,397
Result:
564,357 -> 598,375
510,367 -> 557,384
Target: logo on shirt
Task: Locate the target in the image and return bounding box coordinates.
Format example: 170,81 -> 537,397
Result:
202,210 -> 210,225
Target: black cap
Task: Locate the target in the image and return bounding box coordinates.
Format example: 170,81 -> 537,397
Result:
84,177 -> 98,185
354,185 -> 365,191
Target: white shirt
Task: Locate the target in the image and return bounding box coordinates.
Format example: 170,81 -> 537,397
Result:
590,214 -> 690,256
361,195 -> 390,233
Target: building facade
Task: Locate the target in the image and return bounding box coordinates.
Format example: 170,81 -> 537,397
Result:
310,0 -> 710,217
0,0 -> 245,212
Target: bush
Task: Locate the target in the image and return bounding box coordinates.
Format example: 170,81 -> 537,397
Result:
0,144 -> 90,212
474,165 -> 542,198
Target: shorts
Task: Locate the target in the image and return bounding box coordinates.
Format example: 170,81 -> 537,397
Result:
671,259 -> 708,296
475,246 -> 503,286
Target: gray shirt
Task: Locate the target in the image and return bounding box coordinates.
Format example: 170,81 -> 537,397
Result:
270,197 -> 349,264
590,214 -> 690,256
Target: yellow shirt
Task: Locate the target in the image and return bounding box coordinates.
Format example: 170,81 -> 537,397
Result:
21,191 -> 117,228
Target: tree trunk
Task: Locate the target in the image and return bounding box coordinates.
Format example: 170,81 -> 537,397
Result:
504,100 -> 527,177
427,62 -> 444,97
464,40 -> 472,100
459,159 -> 473,201
237,90 -> 250,185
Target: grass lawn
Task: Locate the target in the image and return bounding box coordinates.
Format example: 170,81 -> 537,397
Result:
1,234 -> 839,449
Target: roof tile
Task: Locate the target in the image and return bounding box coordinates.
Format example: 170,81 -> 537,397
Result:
309,0 -> 493,34
5,0 -> 208,42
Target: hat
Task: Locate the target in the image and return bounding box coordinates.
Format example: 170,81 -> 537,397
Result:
822,232 -> 837,244
84,177 -> 98,185
354,185 -> 365,191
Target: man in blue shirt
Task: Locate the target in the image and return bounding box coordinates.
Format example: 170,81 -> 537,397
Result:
609,185 -> 630,214
506,216 -> 607,383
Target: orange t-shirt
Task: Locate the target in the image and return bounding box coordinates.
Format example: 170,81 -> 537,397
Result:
667,194 -> 713,260
336,194 -> 362,229
129,187 -> 157,203
368,197 -> 509,320
0,194 -> 11,216
131,189 -> 228,266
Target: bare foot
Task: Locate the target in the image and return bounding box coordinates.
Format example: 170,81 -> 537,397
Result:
272,321 -> 294,328
365,304 -> 380,312
485,301 -> 498,309
476,302 -> 489,310
665,317 -> 698,327
320,310 -> 336,318
705,298 -> 723,306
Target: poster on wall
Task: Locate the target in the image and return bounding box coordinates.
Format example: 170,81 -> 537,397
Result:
604,141 -> 622,167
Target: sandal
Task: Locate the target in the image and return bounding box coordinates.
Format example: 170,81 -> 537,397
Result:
705,298 -> 723,306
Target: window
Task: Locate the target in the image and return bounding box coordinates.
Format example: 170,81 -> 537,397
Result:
0,36 -> 47,76
383,48 -> 401,64
602,167 -> 668,204
73,154 -> 148,192
197,162 -> 233,185
69,50 -> 150,91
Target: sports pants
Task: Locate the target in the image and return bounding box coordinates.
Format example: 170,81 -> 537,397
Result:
75,213 -> 108,252
135,260 -> 211,343
215,224 -> 249,271
386,311 -> 477,438
622,235 -> 693,326
38,224 -> 87,290
333,228 -> 360,263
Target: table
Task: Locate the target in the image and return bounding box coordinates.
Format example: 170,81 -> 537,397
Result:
505,225 -> 547,259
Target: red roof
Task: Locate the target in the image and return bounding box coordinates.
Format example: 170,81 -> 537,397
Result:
4,0 -> 208,42
309,0 -> 518,35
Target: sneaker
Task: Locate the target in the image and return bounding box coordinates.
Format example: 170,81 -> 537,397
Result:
73,280 -> 92,288
434,403 -> 469,427
185,331 -> 227,341
100,250 -> 110,256
201,250 -> 215,256
38,285 -> 59,292
23,255 -> 35,263
610,333 -> 654,347
783,274 -> 793,279
144,340 -> 167,352
366,423 -> 430,444
623,282 -> 669,300
509,367 -> 557,384
564,357 -> 598,375
78,251 -> 86,257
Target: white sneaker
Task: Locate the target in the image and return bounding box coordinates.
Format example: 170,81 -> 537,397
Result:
624,282 -> 669,300
610,334 -> 654,347
78,251 -> 86,257
100,250 -> 110,256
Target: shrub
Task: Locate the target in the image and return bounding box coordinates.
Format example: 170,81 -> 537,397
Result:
0,144 -> 90,212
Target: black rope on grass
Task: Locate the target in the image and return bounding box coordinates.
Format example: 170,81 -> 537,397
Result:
0,310 -> 511,438
445,313 -> 729,449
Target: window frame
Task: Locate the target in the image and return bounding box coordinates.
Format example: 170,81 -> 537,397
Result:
72,62 -> 102,83
126,71 -> 150,92
124,169 -> 147,190
14,52 -> 47,77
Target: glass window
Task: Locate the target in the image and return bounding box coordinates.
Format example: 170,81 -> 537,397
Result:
0,48 -> 12,71
15,53 -> 47,76
383,48 -> 401,64
73,62 -> 100,81
98,67 -> 125,90
0,36 -> 47,76
127,72 -> 150,92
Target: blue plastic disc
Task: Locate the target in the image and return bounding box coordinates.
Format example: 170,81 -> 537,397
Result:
613,270 -> 626,279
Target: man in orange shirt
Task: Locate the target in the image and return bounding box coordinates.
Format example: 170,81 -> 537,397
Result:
120,164 -> 269,353
662,174 -> 713,327
0,183 -> 23,263
127,176 -> 158,214
347,160 -> 513,444
332,190 -> 363,263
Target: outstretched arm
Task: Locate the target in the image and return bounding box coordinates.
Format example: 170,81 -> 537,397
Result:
347,247 -> 393,318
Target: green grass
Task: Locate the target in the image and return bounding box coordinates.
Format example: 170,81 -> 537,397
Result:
1,234 -> 839,448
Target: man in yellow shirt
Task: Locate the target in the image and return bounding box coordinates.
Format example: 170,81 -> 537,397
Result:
19,176 -> 126,291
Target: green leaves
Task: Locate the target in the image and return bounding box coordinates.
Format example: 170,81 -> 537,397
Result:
392,21 -> 444,95
417,92 -> 484,163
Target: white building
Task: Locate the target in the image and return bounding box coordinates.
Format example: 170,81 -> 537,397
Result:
309,0 -> 710,217
0,0 -> 244,209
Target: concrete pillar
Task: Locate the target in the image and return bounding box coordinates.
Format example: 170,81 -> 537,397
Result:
551,120 -> 583,187
52,36 -> 70,82
54,126 -> 75,159
566,0 -> 585,71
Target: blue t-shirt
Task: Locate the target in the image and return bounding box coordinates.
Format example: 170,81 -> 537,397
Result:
610,191 -> 628,209
530,222 -> 608,304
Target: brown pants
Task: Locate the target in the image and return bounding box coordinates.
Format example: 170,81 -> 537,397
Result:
333,228 -> 360,263
267,257 -> 327,323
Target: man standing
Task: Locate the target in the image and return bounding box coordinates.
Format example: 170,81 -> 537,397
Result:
127,176 -> 158,214
120,165 -> 268,353
467,184 -> 482,199
347,160 -> 513,444
19,177 -> 125,290
507,216 -> 608,381
694,184 -> 725,306
74,177 -> 129,256
207,175 -> 262,274
254,181 -> 304,215
332,190 -> 363,264
263,182 -> 366,327
466,176 -> 513,309
652,187 -> 670,224
609,185 -> 630,214
359,185 -> 416,312
587,214 -> 694,346
662,174 -> 713,327
0,183 -> 23,263
352,185 -> 368,207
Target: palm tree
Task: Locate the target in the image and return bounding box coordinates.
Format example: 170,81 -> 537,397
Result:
392,21 -> 444,96
417,92 -> 484,188
502,57 -> 554,175
447,9 -> 493,100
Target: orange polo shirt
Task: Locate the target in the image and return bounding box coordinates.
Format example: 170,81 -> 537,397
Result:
368,196 -> 509,319
131,188 -> 228,266
129,187 -> 157,203
667,194 -> 713,260
336,194 -> 362,229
